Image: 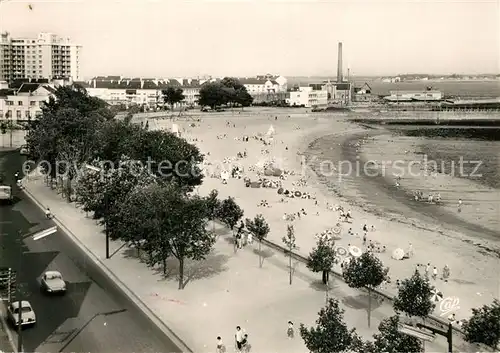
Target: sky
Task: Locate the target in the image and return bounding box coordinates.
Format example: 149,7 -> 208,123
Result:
0,0 -> 499,78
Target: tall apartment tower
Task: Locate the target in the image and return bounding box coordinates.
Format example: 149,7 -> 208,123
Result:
0,32 -> 82,82
337,42 -> 343,83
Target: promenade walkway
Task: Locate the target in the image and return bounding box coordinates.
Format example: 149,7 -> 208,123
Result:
22,175 -> 472,352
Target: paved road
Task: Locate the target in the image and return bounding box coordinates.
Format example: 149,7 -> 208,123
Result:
0,150 -> 182,353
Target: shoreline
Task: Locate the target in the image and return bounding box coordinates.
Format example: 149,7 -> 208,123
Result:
308,130 -> 500,241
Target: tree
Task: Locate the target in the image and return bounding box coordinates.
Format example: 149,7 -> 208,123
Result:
307,235 -> 336,285
282,224 -> 297,285
342,251 -> 388,327
111,183 -> 215,289
372,316 -> 423,353
216,197 -> 243,233
76,157 -> 157,223
299,298 -> 357,353
162,86 -> 185,113
197,82 -> 227,109
42,85 -> 113,120
393,270 -> 435,319
124,129 -> 204,190
462,299 -> 500,348
234,89 -> 253,108
245,214 -> 270,267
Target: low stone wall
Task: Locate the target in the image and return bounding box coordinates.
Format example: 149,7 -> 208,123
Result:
0,130 -> 27,149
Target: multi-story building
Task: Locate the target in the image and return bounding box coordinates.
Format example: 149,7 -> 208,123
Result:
286,86 -> 328,108
82,76 -> 206,107
0,32 -> 82,83
0,82 -> 55,122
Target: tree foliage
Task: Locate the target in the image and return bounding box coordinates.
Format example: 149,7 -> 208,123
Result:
307,236 -> 336,284
393,270 -> 435,318
162,86 -> 185,110
299,298 -> 357,353
462,299 -> 500,348
111,183 -> 215,289
372,316 -> 423,353
217,197 -> 243,231
197,78 -> 253,109
245,214 -> 270,267
26,86 -> 112,178
342,251 -> 387,327
76,157 -> 157,223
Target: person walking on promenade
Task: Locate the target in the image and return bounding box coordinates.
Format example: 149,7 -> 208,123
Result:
45,207 -> 52,219
235,326 -> 244,352
216,336 -> 226,353
287,321 -> 295,339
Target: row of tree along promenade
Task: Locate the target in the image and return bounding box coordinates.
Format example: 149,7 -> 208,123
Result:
23,81 -> 500,352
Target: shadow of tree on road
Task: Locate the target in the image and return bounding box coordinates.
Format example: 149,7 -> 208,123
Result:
342,293 -> 383,311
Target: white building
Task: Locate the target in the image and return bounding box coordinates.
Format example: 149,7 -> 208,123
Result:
0,83 -> 55,122
239,75 -> 287,96
384,90 -> 443,102
0,32 -> 82,82
286,87 -> 328,108
83,77 -> 204,107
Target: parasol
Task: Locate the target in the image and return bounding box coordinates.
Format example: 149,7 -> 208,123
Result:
349,245 -> 362,257
335,246 -> 348,258
332,227 -> 341,235
391,248 -> 405,260
431,288 -> 443,302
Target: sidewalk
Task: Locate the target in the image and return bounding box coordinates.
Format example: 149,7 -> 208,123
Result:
22,175 -> 472,352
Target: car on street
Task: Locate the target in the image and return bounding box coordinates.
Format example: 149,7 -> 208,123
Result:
40,271 -> 66,294
7,301 -> 36,328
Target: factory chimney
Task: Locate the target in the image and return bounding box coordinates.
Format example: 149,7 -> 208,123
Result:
337,42 -> 343,83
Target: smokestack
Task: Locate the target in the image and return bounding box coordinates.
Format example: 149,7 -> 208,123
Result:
337,42 -> 343,83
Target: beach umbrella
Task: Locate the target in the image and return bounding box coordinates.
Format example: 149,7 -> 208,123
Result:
332,226 -> 341,235
348,245 -> 362,257
431,288 -> 443,302
335,246 -> 348,258
391,248 -> 405,260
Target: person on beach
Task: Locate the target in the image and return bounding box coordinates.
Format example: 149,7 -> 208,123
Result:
362,233 -> 367,246
442,265 -> 450,282
458,198 -> 462,212
287,321 -> 294,339
432,266 -> 438,280
408,243 -> 414,258
240,334 -> 249,352
216,336 -> 226,353
363,224 -> 368,232
425,263 -> 430,278
235,326 -> 244,351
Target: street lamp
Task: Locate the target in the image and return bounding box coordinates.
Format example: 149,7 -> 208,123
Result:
84,165 -> 109,259
16,226 -> 58,352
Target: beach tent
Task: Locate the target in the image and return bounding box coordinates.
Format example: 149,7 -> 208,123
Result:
172,123 -> 179,137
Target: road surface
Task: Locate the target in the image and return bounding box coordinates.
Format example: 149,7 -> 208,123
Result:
0,150 -> 183,353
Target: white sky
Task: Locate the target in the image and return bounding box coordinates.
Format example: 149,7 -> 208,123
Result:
1,0 -> 499,78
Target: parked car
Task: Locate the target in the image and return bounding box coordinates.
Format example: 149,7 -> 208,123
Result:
0,185 -> 12,204
41,271 -> 66,294
7,301 -> 36,328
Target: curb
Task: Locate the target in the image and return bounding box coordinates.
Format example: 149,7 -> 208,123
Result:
0,303 -> 17,353
22,186 -> 193,353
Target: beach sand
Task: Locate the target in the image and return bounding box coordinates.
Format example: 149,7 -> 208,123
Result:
149,108 -> 499,321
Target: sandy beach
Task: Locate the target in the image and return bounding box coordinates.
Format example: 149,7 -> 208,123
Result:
148,108 -> 499,321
